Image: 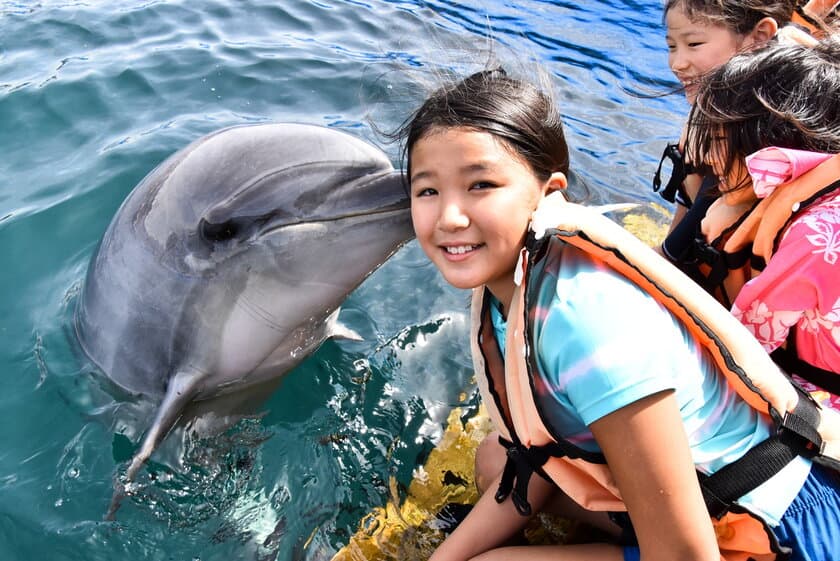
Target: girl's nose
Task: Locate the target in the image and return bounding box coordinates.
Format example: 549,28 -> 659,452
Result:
438,200 -> 469,231
670,49 -> 689,73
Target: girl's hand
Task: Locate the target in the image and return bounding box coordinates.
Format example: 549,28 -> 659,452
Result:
701,197 -> 753,243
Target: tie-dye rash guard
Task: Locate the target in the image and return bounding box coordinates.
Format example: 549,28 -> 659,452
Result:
488,243 -> 810,526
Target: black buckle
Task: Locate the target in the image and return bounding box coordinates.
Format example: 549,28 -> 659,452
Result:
692,237 -> 721,264
652,143 -> 687,203
779,405 -> 823,458
495,437 -> 556,517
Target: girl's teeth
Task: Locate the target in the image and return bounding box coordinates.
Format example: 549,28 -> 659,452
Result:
446,245 -> 475,254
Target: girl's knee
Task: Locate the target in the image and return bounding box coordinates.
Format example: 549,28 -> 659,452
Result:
474,431 -> 507,494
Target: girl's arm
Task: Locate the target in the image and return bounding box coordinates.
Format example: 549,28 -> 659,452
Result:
663,173 -> 703,236
589,390 -> 720,561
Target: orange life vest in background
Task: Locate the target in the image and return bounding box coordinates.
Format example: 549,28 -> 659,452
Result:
470,202 -> 840,561
677,155 -> 840,394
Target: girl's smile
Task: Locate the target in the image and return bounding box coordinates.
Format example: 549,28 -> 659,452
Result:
409,126 -> 564,308
441,243 -> 483,260
665,6 -> 756,103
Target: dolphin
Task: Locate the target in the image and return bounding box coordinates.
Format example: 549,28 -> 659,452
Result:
74,123 -> 414,492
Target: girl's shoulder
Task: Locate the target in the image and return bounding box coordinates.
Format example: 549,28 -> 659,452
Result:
537,242 -> 670,323
779,189 -> 840,256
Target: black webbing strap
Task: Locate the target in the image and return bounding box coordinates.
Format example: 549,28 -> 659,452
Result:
495,437 -> 546,516
688,239 -> 752,308
653,143 -> 689,206
771,328 -> 840,396
694,241 -> 752,279
699,398 -> 822,518
494,435 -> 606,517
495,436 -> 601,517
772,347 -> 840,396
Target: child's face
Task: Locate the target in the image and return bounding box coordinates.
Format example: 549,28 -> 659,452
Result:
409,127 -> 548,298
708,141 -> 756,206
665,5 -> 752,103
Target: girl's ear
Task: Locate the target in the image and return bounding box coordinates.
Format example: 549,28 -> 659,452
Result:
545,171 -> 568,195
749,17 -> 778,45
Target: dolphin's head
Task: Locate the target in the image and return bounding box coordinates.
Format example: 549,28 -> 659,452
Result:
138,124 -> 410,273
77,123 -> 413,397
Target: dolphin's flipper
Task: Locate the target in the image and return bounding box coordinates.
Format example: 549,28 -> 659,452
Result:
106,369 -> 205,519
125,369 -> 206,481
325,308 -> 363,342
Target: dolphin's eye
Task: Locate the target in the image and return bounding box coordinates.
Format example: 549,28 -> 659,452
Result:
200,219 -> 238,242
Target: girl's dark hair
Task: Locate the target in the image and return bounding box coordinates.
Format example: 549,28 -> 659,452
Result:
664,0 -> 798,34
686,35 -> 840,193
391,68 -> 570,183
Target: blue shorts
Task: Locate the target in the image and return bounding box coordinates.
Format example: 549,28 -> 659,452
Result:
773,464 -> 840,561
622,464 -> 840,561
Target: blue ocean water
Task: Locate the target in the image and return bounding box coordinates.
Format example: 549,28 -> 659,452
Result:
0,1 -> 685,560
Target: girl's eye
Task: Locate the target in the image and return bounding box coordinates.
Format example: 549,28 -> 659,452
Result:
413,187 -> 437,197
470,181 -> 497,191
688,41 -> 704,48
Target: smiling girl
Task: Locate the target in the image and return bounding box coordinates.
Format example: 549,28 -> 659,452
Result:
392,68 -> 840,561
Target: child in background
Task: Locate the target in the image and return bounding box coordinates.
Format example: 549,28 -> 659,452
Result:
686,37 -> 840,409
656,0 -> 794,307
392,67 -> 840,561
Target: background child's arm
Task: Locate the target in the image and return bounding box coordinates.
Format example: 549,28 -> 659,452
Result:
590,390 -> 720,561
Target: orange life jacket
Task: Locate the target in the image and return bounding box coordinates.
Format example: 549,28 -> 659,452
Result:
675,155 -> 840,393
471,202 -> 840,561
790,2 -> 835,39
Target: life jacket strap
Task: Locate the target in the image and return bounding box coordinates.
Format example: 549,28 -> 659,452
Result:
495,437 -> 569,517
495,437 -> 542,516
494,435 -> 608,517
699,397 -> 822,518
771,327 -> 840,396
773,347 -> 840,396
653,143 -> 693,207
691,238 -> 753,275
686,240 -> 752,308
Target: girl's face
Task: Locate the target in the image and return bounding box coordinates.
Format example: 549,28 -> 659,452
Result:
665,5 -> 752,103
708,139 -> 756,206
409,127 -> 556,304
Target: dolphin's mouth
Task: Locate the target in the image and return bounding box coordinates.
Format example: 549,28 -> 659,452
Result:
196,167 -> 411,245
257,200 -> 411,237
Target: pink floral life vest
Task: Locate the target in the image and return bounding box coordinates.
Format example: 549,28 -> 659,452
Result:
732,189 -> 840,411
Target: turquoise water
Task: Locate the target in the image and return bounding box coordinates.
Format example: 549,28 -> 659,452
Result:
0,1 -> 684,560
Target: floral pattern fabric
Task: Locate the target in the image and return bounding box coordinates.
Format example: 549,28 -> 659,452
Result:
732,191 -> 840,411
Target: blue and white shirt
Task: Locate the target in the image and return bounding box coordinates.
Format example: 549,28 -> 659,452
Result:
489,243 -> 810,526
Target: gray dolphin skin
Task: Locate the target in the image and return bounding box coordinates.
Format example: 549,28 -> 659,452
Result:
75,123 -> 414,493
